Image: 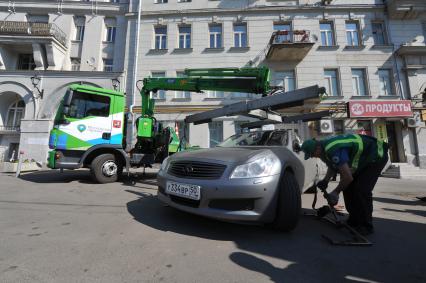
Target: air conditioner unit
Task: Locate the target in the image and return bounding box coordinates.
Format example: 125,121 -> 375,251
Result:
406,112 -> 422,128
320,119 -> 334,134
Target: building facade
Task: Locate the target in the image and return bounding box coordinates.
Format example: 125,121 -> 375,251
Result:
125,0 -> 426,168
0,0 -> 127,167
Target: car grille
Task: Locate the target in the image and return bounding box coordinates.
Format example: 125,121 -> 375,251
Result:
208,199 -> 255,211
168,161 -> 226,179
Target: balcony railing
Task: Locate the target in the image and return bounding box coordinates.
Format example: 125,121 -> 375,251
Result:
269,30 -> 312,45
0,126 -> 20,133
266,30 -> 314,61
0,21 -> 67,48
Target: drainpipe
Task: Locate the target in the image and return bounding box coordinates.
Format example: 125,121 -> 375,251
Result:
128,0 -> 142,150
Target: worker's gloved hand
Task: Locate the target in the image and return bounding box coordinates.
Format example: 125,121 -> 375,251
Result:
317,180 -> 329,191
326,190 -> 340,206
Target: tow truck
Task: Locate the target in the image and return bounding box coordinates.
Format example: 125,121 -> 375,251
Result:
47,66 -> 327,183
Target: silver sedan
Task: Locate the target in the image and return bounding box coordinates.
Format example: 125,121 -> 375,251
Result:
157,130 -> 320,231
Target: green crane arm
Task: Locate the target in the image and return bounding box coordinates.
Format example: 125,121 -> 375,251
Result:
140,67 -> 271,116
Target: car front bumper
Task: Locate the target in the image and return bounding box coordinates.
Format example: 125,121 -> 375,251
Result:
157,169 -> 281,223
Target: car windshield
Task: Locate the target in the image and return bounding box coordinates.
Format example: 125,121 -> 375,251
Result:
217,131 -> 288,147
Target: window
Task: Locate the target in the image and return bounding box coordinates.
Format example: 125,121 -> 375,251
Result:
233,23 -> 247,47
154,26 -> 167,49
357,120 -> 372,136
175,72 -> 190,99
75,25 -> 85,41
232,92 -> 250,99
6,100 -> 25,128
351,69 -> 368,96
209,24 -> 222,48
324,69 -> 340,96
105,26 -> 116,43
178,25 -> 191,49
207,90 -> 225,98
151,72 -> 166,99
71,58 -> 81,71
8,143 -> 19,162
178,0 -> 191,2
155,0 -> 168,3
273,23 -> 292,43
209,121 -> 223,148
103,59 -> 113,72
372,22 -> 387,45
378,69 -> 394,96
320,22 -> 335,46
333,120 -> 345,135
422,22 -> 426,43
68,91 -> 110,119
17,54 -> 35,70
272,71 -> 295,92
346,21 -> 361,46
176,121 -> 189,141
234,121 -> 249,135
266,131 -> 288,146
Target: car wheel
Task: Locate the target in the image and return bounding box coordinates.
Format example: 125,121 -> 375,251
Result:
90,153 -> 122,184
271,171 -> 301,232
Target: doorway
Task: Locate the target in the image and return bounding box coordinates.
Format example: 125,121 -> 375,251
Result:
386,121 -> 404,163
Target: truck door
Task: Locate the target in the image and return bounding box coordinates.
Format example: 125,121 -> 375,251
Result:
57,91 -> 113,150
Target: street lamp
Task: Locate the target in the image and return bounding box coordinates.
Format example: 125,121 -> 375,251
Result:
30,74 -> 44,99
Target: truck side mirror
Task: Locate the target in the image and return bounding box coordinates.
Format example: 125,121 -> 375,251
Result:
63,106 -> 70,116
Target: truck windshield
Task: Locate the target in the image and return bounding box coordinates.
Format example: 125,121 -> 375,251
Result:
68,91 -> 110,119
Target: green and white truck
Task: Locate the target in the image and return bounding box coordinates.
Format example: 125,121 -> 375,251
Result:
47,67 -> 271,183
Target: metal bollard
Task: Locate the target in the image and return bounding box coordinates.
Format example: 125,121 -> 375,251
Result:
15,151 -> 24,178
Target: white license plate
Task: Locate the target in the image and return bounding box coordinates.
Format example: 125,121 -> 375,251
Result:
166,181 -> 201,200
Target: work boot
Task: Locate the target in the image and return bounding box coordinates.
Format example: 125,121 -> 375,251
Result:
355,225 -> 374,236
345,217 -> 358,228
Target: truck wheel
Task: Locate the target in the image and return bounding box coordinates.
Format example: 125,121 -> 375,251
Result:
90,153 -> 122,184
271,171 -> 301,232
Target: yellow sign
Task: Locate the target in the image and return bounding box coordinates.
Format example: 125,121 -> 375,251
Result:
421,110 -> 426,122
375,121 -> 388,142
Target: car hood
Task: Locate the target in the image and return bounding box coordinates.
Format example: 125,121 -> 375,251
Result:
170,147 -> 271,164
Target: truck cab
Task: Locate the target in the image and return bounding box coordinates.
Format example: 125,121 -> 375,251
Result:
48,84 -> 127,182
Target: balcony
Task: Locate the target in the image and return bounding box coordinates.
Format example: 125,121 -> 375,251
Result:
0,126 -> 20,134
387,0 -> 426,20
0,21 -> 67,48
397,44 -> 426,56
265,30 -> 314,62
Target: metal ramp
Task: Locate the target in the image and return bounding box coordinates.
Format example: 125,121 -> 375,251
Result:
185,85 -> 328,125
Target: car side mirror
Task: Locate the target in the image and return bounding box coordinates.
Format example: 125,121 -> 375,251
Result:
293,142 -> 301,153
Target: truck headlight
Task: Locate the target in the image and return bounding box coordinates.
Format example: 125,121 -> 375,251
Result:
160,156 -> 170,172
230,152 -> 281,179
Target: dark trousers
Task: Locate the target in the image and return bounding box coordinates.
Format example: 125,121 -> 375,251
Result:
343,154 -> 389,229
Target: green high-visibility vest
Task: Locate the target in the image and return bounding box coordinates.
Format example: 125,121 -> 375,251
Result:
321,134 -> 385,172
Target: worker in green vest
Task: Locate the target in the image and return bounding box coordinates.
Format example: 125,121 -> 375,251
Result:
301,134 -> 389,235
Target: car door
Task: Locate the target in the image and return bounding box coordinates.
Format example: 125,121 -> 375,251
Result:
290,131 -> 322,190
58,91 -> 113,150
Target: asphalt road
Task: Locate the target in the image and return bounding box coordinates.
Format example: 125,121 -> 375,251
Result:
0,169 -> 425,283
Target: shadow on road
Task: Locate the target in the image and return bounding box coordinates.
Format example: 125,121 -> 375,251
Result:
18,170 -> 159,187
19,170 -> 93,184
126,193 -> 426,283
374,196 -> 426,206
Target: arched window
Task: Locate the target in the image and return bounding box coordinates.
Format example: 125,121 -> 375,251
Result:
6,100 -> 25,128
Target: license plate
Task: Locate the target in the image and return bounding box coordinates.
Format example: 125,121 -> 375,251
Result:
166,181 -> 201,200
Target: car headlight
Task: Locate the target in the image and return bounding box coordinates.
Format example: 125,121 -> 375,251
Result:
160,156 -> 170,172
230,152 -> 281,179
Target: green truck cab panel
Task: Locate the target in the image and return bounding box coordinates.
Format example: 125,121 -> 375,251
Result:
49,85 -> 126,152
138,117 -> 154,138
